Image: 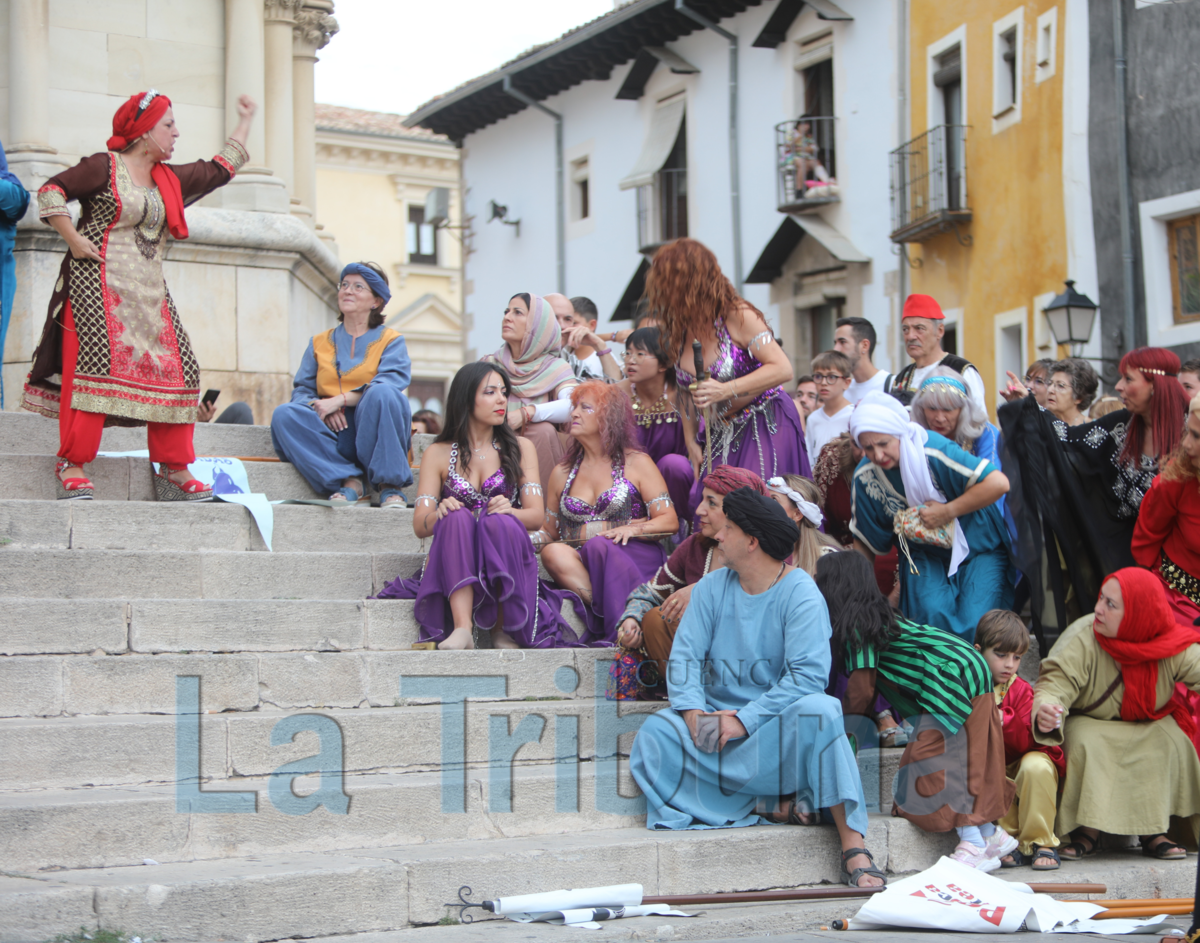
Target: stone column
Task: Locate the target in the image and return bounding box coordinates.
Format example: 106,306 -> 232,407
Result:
223,0 -> 289,212
291,1 -> 338,226
263,0 -> 301,195
7,0 -> 67,191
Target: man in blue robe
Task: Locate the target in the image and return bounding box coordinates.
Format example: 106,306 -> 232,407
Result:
629,488 -> 885,888
0,140 -> 30,408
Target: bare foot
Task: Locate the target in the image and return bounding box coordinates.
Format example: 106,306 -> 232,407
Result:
437,627 -> 475,650
844,851 -> 885,887
490,628 -> 520,649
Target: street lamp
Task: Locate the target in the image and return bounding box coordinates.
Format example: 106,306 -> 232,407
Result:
1042,280 -> 1099,357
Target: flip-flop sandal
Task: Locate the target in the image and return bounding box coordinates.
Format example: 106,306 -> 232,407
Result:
763,800 -> 819,826
329,484 -> 364,506
1141,835 -> 1187,859
1031,846 -> 1061,870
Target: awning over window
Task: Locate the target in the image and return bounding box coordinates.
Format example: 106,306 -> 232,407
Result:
793,215 -> 869,263
746,215 -> 868,284
618,97 -> 685,191
611,257 -> 651,321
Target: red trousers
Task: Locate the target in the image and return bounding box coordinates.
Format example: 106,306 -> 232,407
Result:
58,302 -> 195,470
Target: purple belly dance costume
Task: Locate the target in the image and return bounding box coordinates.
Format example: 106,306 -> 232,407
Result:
375,443 -> 580,648
631,386 -> 694,536
675,318 -> 810,513
555,454 -> 669,645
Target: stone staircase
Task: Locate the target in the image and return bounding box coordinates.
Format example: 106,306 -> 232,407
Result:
0,412 -> 1191,943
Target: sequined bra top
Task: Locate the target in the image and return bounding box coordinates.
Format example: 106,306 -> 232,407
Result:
673,317 -> 782,409
559,455 -> 646,529
443,442 -> 516,512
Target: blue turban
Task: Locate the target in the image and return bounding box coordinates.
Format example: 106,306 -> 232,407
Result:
340,263 -> 391,307
917,375 -> 968,397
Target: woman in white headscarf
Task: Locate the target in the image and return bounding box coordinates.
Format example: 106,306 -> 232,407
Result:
848,392 -> 1014,642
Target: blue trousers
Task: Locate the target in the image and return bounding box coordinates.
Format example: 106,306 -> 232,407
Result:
271,384 -> 413,494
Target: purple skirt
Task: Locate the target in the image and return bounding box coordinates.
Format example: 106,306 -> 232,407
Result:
688,392 -> 810,514
572,535 -> 668,646
638,418 -> 695,524
374,508 -> 581,648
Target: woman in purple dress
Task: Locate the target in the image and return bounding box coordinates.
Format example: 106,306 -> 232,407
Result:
539,381 -> 679,645
616,326 -> 694,529
645,239 -> 809,517
377,362 -> 566,650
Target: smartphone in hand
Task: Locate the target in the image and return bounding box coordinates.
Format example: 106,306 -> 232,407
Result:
695,713 -> 721,753
201,389 -> 221,407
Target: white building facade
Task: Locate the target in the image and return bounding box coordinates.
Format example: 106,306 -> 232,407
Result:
408,0 -> 903,379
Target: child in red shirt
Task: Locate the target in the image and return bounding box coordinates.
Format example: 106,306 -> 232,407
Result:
975,610 -> 1068,870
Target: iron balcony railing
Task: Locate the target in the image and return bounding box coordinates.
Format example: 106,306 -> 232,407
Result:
889,124 -> 972,243
775,115 -> 837,212
636,167 -> 687,252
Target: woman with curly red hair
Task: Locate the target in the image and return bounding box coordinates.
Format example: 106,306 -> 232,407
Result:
645,239 -> 808,514
538,381 -> 679,645
999,346 -> 1191,651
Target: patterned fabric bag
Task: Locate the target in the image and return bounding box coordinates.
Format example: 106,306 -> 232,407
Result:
892,506 -> 955,575
606,648 -> 658,700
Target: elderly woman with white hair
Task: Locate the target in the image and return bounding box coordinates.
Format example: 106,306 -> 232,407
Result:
849,391 -> 1015,642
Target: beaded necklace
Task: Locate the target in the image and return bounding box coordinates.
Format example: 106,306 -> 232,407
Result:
631,384 -> 677,427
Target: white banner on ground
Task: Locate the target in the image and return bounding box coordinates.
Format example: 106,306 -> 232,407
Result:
509,905 -> 694,930
852,857 -> 1179,934
98,451 -> 274,551
487,884 -> 644,915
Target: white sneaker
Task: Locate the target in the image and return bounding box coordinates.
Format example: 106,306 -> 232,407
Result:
983,829 -> 1019,863
950,839 -> 988,869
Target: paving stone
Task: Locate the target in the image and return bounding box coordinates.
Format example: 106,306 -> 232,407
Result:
0,454 -> 133,501
130,599 -> 366,653
0,499 -> 71,548
0,656 -> 62,717
0,549 -> 202,599
61,652 -> 259,715
0,875 -> 97,943
69,499 -> 252,551
0,599 -> 128,654
256,652 -> 371,709
261,504 -> 421,553
0,411 -> 279,458
199,549 -> 382,599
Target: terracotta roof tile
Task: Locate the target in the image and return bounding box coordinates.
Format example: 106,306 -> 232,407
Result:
314,103 -> 451,142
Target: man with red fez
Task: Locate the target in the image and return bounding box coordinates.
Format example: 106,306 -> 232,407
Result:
1033,567 -> 1200,860
22,90 -> 256,502
891,294 -> 987,414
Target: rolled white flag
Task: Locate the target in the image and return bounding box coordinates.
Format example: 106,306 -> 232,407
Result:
486,884 -> 643,916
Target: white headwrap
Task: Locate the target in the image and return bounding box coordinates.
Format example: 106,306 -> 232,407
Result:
766,477 -> 824,529
848,391 -> 970,577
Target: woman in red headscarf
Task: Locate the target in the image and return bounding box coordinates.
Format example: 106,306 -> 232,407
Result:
1032,567 -> 1200,860
21,90 -> 256,501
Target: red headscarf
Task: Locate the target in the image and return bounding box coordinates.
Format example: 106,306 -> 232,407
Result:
1094,567 -> 1200,740
106,91 -> 188,240
703,465 -> 766,496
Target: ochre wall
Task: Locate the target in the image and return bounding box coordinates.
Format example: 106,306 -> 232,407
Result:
908,0 -> 1068,413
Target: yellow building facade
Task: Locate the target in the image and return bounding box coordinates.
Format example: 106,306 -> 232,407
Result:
315,106 -> 464,414
901,0 -> 1078,413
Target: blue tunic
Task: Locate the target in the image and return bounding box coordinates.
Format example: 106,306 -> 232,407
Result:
849,430 -> 1014,642
271,324 -> 413,495
0,176 -> 29,407
629,567 -> 868,833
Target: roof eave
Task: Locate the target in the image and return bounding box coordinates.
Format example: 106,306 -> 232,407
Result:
403,0 -> 669,132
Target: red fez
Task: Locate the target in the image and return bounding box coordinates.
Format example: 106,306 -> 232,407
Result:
106,90 -> 188,241
902,294 -> 944,320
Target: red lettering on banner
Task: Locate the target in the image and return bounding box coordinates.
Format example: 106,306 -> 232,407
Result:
979,907 -> 1006,926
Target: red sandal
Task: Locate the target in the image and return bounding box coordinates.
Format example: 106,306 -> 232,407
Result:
55,460 -> 94,500
153,467 -> 213,502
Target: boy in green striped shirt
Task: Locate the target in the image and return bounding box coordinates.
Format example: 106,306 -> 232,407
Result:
815,552 -> 1017,870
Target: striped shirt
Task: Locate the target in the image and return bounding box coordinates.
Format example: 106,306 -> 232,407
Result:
846,618 -> 992,734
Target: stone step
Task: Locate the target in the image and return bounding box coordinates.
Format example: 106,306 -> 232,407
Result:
0,499 -> 424,553
0,411 -> 279,458
15,823 -> 1178,943
0,700 -> 671,790
0,646 -> 615,717
0,763 -> 653,873
0,595 -> 577,656
0,453 -> 323,501
0,548 -> 423,600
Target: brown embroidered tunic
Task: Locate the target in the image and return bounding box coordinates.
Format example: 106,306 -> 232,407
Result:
22,140 -> 247,425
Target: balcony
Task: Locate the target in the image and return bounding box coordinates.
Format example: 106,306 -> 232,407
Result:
889,124 -> 972,244
636,167 -> 688,254
775,116 -> 838,214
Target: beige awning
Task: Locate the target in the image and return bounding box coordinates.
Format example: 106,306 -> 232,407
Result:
792,215 -> 870,264
618,97 -> 686,191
